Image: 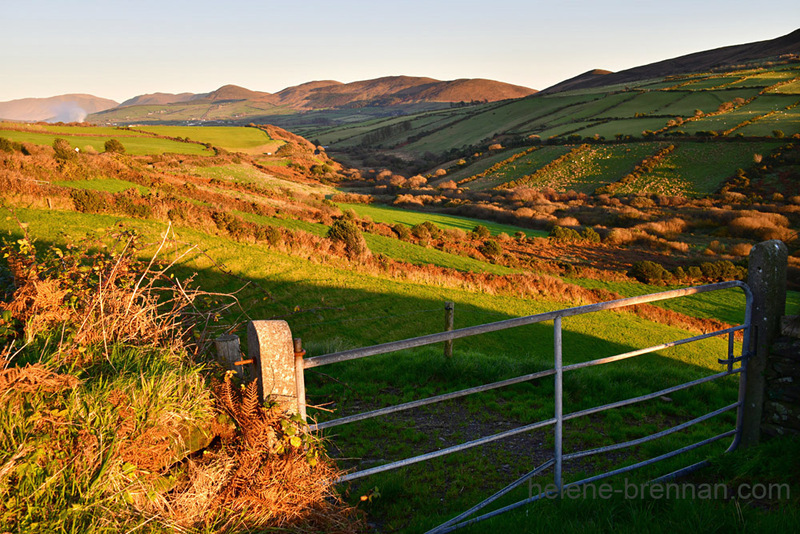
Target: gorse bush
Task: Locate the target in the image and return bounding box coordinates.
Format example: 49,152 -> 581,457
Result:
326,218 -> 370,259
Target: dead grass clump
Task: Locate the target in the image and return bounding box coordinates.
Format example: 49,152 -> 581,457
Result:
729,243 -> 753,257
729,213 -> 794,241
0,228 -> 192,357
637,217 -> 688,238
186,376 -> 362,532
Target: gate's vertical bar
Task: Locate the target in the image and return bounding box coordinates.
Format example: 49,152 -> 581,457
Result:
554,317 -> 563,495
727,332 -> 734,373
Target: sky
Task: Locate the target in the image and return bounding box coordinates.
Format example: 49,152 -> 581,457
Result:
1,0 -> 798,103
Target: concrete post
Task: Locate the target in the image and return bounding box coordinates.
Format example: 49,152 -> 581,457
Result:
741,240 -> 788,448
247,320 -> 298,413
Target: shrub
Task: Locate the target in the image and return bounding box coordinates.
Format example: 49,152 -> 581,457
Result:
549,226 -> 581,243
392,224 -> 411,241
0,136 -> 22,152
479,239 -> 502,257
104,138 -> 126,154
629,260 -> 670,284
472,225 -> 491,239
327,219 -> 369,258
70,189 -> 105,213
52,138 -> 76,160
581,227 -> 601,243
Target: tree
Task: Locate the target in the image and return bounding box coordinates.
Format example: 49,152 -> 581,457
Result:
104,138 -> 126,154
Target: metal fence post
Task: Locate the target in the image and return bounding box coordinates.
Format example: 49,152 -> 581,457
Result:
554,317 -> 563,495
741,240 -> 788,447
444,302 -> 455,358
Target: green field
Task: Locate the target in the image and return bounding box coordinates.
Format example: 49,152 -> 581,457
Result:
1,202 -> 791,533
337,202 -> 549,238
572,117 -> 670,138
0,128 -> 212,155
592,91 -> 686,119
611,141 -> 782,196
236,210 -> 515,274
138,125 -> 283,153
52,178 -> 150,194
464,146 -> 574,190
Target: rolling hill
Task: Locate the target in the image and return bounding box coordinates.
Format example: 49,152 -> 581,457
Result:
542,28 -> 800,93
86,76 -> 538,125
0,94 -> 118,122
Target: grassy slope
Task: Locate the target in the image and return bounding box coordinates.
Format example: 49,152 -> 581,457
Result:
137,126 -> 284,154
337,202 -> 548,237
0,128 -> 212,156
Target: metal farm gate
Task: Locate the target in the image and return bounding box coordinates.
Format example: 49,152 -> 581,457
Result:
299,281 -> 753,533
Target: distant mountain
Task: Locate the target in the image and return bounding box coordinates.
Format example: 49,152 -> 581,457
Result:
87,76 -> 538,124
0,94 -> 118,122
542,28 -> 800,93
193,84 -> 272,102
119,92 -> 196,107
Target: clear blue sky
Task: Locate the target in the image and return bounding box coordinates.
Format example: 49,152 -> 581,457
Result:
1,0 -> 798,103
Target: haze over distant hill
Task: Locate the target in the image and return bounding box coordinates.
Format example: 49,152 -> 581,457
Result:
542,28 -> 800,93
0,94 -> 118,122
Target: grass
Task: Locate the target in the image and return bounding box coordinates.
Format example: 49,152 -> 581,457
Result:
52,178 -> 151,194
494,143 -> 666,194
0,206 -> 783,533
235,210 -> 515,274
337,202 -> 548,237
137,126 -> 284,154
191,163 -> 337,195
0,128 -> 212,156
610,141 -> 782,196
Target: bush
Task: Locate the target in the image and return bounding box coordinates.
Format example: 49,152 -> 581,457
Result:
629,260 -> 671,284
70,189 -> 105,213
478,239 -> 502,257
327,219 -> 369,258
549,226 -> 581,243
472,225 -> 491,239
0,136 -> 22,152
581,227 -> 601,243
52,138 -> 76,160
392,224 -> 411,241
104,138 -> 126,154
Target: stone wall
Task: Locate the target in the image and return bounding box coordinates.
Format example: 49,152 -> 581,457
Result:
761,316 -> 800,438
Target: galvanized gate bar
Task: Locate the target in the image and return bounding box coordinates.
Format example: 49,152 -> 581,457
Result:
306,281 -> 753,532
562,325 -> 746,373
431,430 -> 737,534
337,417 -> 557,483
304,281 -> 751,369
554,317 -> 564,494
563,368 -> 742,422
563,401 -> 739,461
313,367 -> 556,431
429,459 -> 556,534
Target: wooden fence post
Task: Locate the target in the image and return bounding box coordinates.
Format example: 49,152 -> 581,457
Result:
294,338 -> 307,421
741,240 -> 788,448
444,302 -> 455,358
215,334 -> 248,380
